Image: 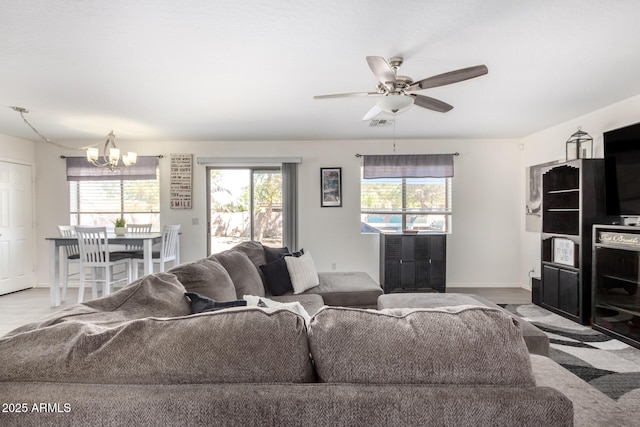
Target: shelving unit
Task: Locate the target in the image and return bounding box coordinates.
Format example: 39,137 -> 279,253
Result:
592,225 -> 640,348
538,159 -> 606,324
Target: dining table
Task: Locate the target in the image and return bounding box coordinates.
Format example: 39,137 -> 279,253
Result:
45,232 -> 167,307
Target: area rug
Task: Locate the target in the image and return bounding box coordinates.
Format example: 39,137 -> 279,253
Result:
500,303 -> 640,401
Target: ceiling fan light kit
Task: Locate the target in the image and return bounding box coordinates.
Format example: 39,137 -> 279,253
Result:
376,94 -> 414,114
313,56 -> 488,119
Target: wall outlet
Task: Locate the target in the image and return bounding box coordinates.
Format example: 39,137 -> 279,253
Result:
192,218 -> 199,225
331,263 -> 336,270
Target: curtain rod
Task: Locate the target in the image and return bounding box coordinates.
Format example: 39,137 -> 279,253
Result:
60,155 -> 164,159
355,152 -> 459,157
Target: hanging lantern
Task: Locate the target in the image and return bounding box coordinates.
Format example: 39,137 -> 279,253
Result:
566,127 -> 593,161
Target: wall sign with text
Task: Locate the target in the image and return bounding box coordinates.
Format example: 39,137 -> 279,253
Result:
170,153 -> 193,209
553,238 -> 575,267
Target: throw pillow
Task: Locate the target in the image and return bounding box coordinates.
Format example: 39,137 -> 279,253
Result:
185,292 -> 247,314
263,245 -> 290,263
259,257 -> 293,296
168,258 -> 237,301
284,251 -> 319,294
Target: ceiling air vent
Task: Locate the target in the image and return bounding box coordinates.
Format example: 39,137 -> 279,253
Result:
369,119 -> 394,128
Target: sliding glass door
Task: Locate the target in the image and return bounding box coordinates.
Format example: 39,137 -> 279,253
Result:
207,167 -> 282,254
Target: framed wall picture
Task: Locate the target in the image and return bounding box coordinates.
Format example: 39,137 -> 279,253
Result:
525,159 -> 561,232
320,167 -> 342,207
553,237 -> 575,267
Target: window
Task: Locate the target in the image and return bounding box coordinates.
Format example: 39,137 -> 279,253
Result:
69,171 -> 160,230
207,167 -> 283,253
360,173 -> 452,233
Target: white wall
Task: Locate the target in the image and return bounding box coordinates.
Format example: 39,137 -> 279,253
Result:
21,93 -> 640,291
0,133 -> 34,164
33,137 -> 523,288
519,93 -> 640,289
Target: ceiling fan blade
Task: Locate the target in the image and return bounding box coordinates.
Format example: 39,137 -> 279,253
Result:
366,56 -> 396,85
410,94 -> 453,113
408,65 -> 488,91
362,105 -> 383,121
314,92 -> 381,99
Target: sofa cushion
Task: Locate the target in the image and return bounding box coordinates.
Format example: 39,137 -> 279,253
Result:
169,258 -> 237,302
210,250 -> 265,298
377,293 -> 550,356
308,306 -> 535,386
231,241 -> 267,268
285,251 -> 319,294
259,257 -> 293,296
0,307 -> 314,385
301,272 -> 382,307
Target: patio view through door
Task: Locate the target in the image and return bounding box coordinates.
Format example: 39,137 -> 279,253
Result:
207,167 -> 282,255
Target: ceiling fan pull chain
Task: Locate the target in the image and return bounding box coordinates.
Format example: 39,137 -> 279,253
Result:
393,119 -> 396,153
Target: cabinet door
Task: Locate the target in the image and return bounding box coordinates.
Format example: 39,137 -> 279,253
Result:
428,235 -> 447,291
558,269 -> 579,316
400,261 -> 416,287
542,265 -> 559,307
383,261 -> 399,293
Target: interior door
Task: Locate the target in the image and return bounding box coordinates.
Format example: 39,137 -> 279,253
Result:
0,161 -> 33,295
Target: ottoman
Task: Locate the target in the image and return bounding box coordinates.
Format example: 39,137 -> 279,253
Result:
377,293 -> 549,356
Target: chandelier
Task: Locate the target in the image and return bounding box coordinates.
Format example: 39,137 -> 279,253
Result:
86,131 -> 137,171
10,106 -> 137,172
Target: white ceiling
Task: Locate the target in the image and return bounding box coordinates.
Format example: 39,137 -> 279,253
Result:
2,0 -> 640,143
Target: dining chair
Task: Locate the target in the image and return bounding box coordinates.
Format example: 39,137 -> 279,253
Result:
57,225 -> 80,303
121,223 -> 153,254
132,224 -> 181,279
75,226 -> 133,303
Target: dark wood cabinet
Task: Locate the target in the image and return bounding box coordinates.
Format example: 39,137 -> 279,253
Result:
380,234 -> 446,293
538,159 -> 606,324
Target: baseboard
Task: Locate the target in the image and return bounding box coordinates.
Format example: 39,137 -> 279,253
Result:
446,284 -> 531,290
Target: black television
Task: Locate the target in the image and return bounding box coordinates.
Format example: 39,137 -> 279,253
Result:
604,122 -> 640,217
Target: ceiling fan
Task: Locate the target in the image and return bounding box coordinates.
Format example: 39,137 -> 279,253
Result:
313,56 -> 488,120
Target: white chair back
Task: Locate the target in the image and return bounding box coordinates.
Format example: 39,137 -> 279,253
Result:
131,224 -> 181,279
124,223 -> 152,250
74,226 -> 132,303
58,225 -> 79,258
161,224 -> 181,261
75,227 -> 111,265
127,223 -> 152,233
57,225 -> 80,303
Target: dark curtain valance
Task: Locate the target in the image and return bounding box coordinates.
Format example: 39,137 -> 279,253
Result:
66,156 -> 159,181
363,154 -> 455,179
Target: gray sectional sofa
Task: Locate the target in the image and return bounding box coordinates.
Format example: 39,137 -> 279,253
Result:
171,241 -> 384,313
0,269 -> 572,426
0,241 -> 630,425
